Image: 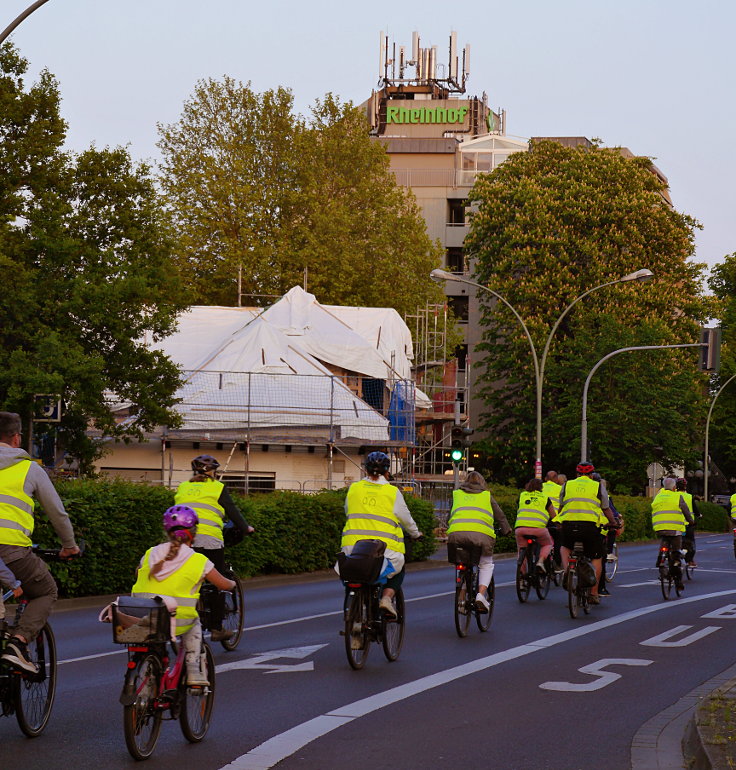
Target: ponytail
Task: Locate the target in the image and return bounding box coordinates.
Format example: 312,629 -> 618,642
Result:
150,530 -> 190,576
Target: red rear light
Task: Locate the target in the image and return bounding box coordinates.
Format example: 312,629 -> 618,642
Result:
527,539 -> 534,545
347,582 -> 362,588
457,564 -> 466,572
660,547 -> 667,552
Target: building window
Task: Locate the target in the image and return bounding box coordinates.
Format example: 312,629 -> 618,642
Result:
447,199 -> 466,225
448,295 -> 469,323
445,247 -> 466,273
220,473 -> 276,494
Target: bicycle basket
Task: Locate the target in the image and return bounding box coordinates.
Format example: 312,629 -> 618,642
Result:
578,557 -> 597,588
447,542 -> 482,566
337,539 -> 387,583
112,596 -> 172,644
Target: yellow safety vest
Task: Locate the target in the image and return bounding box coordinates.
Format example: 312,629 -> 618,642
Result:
542,481 -> 561,514
0,460 -> 35,547
132,548 -> 209,635
558,476 -> 602,524
342,480 -> 404,554
515,490 -> 550,529
730,492 -> 736,518
447,489 -> 496,539
175,480 -> 226,544
681,492 -> 694,519
651,489 -> 686,533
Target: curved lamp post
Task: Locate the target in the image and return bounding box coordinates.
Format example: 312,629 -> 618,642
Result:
704,373 -> 736,502
0,0 -> 52,46
431,268 -> 654,477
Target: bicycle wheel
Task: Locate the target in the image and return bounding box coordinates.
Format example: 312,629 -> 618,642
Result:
659,563 -> 672,600
605,543 -> 619,582
382,588 -> 405,662
476,576 -> 494,632
14,623 -> 57,737
220,579 -> 245,651
123,653 -> 163,760
685,561 -> 694,581
535,563 -> 551,600
454,569 -> 472,638
344,589 -> 370,669
180,643 -> 215,742
515,551 -> 531,604
581,586 -> 591,614
567,567 -> 579,619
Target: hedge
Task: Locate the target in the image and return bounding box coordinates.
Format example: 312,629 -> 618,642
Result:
30,480 -> 437,598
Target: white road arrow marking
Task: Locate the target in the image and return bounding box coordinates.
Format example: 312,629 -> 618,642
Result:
539,658 -> 654,692
640,624 -> 720,647
216,644 -> 327,675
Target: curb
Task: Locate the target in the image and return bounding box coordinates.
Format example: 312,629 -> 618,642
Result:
687,674 -> 736,770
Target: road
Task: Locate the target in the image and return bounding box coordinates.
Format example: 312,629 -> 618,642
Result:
3,534 -> 736,769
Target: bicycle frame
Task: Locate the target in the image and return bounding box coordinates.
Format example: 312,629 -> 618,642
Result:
121,641 -> 185,709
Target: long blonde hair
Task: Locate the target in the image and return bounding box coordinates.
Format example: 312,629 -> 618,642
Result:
150,529 -> 192,576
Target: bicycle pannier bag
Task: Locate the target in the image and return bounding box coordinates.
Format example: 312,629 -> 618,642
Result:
338,539 -> 387,583
447,541 -> 482,566
578,556 -> 597,588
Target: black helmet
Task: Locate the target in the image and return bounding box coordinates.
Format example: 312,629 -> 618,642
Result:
192,454 -> 220,473
365,451 -> 390,476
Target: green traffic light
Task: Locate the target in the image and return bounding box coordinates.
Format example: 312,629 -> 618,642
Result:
450,448 -> 464,463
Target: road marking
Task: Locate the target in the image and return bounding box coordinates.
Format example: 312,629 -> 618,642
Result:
219,588 -> 736,770
216,645 -> 326,675
702,604 -> 736,619
619,581 -> 659,588
540,658 -> 653,691
58,648 -> 125,666
640,625 -> 720,647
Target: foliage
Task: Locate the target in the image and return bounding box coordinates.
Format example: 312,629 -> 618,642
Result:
0,43 -> 186,471
465,139 -> 709,488
707,254 -> 736,478
157,81 -> 445,317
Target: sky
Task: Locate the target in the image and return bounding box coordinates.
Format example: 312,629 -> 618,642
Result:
3,0 -> 735,278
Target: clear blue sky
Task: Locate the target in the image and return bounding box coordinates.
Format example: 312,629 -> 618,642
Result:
4,0 -> 734,276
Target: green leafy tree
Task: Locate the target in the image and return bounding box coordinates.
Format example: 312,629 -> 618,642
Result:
0,43 -> 186,472
707,254 -> 736,479
156,80 -> 445,316
465,139 -> 708,490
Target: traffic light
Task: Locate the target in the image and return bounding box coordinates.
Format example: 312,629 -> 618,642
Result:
699,327 -> 721,372
450,425 -> 474,464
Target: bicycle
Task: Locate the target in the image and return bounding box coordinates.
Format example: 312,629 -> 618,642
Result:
604,542 -> 619,582
198,562 -> 244,651
515,534 -> 552,603
338,540 -> 405,670
657,536 -> 684,600
451,543 -> 495,636
114,596 -> 215,760
565,540 -> 597,619
0,544 -> 82,737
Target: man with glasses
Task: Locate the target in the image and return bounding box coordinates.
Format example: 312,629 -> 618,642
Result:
0,411 -> 79,673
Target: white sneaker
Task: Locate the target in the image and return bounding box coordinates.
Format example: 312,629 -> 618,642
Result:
379,595 -> 397,619
474,593 -> 490,613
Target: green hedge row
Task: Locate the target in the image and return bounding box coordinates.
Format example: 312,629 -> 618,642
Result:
30,480 -> 437,598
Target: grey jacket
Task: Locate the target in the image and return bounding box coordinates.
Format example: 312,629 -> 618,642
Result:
0,444 -> 76,549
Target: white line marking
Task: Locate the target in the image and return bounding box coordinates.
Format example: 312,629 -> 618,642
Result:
640,625 -> 720,647
58,648 -> 126,666
220,588 -> 736,770
540,658 -> 653,692
619,581 -> 660,588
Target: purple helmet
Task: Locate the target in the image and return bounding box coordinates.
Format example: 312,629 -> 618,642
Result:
163,505 -> 198,533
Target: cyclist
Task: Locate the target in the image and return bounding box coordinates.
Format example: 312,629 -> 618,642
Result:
652,477 -> 693,591
592,474 -> 622,597
557,462 -> 617,605
340,451 -> 421,619
0,411 -> 80,673
514,478 -> 556,572
174,454 -> 253,642
447,470 -> 511,613
131,505 -> 236,685
542,470 -> 563,571
677,477 -> 700,567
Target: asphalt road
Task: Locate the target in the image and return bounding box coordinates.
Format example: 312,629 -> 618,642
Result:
3,533 -> 736,769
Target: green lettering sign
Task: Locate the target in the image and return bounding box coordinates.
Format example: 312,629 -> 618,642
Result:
385,104 -> 469,125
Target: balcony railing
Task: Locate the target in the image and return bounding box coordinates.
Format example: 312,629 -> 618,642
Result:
391,168 -> 480,188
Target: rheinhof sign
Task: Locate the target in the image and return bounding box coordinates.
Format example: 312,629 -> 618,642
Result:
382,99 -> 473,137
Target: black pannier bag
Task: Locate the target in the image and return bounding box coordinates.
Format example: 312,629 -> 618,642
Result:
578,556 -> 597,587
447,541 -> 482,566
338,539 -> 387,583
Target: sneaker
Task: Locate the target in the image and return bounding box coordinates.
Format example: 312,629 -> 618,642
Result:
186,669 -> 209,686
687,561 -> 698,568
599,586 -> 610,596
588,595 -> 601,605
536,560 -> 546,574
474,592 -> 490,613
350,632 -> 364,650
379,595 -> 397,619
457,602 -> 467,615
209,628 -> 235,642
1,638 -> 38,674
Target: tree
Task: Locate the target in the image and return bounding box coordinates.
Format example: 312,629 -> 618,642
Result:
465,139 -> 708,490
156,80 -> 445,316
0,43 -> 186,472
707,254 -> 736,479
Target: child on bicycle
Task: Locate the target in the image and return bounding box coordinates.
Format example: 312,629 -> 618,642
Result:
131,505 -> 235,685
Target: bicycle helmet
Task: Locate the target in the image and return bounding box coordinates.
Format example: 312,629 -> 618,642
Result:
576,462 -> 595,475
676,477 -> 687,491
365,451 -> 391,476
191,454 -> 220,473
163,505 -> 198,533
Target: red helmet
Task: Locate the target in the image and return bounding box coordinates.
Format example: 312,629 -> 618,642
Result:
676,477 -> 687,491
576,462 -> 595,475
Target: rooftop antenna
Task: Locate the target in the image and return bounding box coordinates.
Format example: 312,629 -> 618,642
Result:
449,31 -> 458,81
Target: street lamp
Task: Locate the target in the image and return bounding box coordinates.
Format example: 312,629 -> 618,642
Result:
431,267 -> 653,477
704,373 -> 736,502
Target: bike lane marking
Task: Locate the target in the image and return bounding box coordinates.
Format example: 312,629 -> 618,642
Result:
540,658 -> 654,691
220,588 -> 736,770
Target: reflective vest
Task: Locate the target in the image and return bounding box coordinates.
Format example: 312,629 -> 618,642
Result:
132,548 -> 209,635
542,481 -> 561,514
681,492 -> 694,519
342,480 -> 404,554
558,476 -> 602,524
515,490 -> 550,529
175,480 -> 226,544
447,489 -> 496,539
731,492 -> 736,518
651,489 -> 686,533
0,460 -> 35,547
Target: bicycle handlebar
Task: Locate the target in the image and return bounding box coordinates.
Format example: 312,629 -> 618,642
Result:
1,540 -> 86,602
